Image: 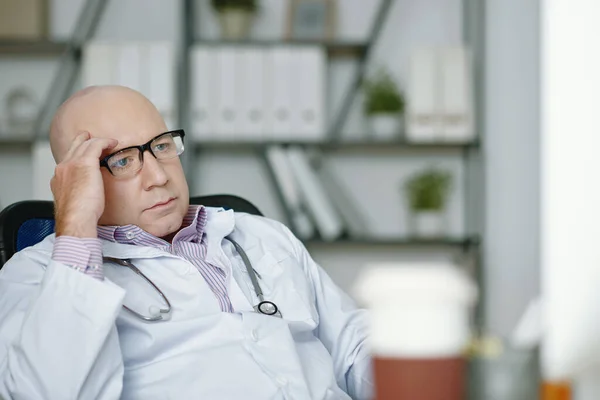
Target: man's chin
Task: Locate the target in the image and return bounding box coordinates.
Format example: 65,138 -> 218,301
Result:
143,216 -> 183,239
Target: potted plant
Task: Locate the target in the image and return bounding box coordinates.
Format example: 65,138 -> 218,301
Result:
211,0 -> 258,40
404,168 -> 452,238
363,67 -> 405,140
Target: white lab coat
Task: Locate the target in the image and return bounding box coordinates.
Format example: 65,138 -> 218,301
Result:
0,207 -> 373,400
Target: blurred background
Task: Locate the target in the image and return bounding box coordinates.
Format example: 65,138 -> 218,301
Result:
2,0 -> 598,398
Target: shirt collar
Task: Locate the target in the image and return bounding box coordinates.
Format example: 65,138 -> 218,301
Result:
97,205 -> 207,247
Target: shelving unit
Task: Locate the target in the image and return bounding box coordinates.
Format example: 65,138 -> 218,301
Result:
183,2 -> 482,236
189,139 -> 479,152
189,39 -> 368,58
0,0 -> 486,326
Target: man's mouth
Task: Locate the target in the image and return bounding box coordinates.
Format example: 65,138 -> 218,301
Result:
147,197 -> 176,210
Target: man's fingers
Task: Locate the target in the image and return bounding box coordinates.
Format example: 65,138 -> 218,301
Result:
62,131 -> 90,161
72,137 -> 119,160
89,138 -> 119,158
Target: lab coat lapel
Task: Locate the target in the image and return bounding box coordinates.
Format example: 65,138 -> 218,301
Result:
203,207 -> 235,266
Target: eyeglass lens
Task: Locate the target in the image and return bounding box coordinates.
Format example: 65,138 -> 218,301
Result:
106,133 -> 184,176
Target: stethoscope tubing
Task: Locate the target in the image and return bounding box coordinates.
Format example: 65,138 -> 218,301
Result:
103,236 -> 281,321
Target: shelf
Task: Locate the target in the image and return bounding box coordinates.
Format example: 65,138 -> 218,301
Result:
193,39 -> 367,57
193,139 -> 480,152
0,137 -> 34,148
0,137 -> 480,153
304,236 -> 480,248
0,40 -> 69,57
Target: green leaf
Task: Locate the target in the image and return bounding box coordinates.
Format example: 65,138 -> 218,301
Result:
404,168 -> 452,211
363,67 -> 405,115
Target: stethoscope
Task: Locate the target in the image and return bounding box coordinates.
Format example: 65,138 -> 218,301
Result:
103,236 -> 281,322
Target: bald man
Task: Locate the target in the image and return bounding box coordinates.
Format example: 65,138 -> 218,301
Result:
0,86 -> 373,400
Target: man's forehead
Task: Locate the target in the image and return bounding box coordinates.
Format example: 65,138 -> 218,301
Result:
71,104 -> 166,144
107,129 -> 167,150
67,87 -> 160,122
49,85 -> 166,161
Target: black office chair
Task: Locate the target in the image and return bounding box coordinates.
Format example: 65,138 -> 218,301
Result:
0,194 -> 263,268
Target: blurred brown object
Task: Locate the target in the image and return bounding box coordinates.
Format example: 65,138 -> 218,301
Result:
541,381 -> 571,400
0,0 -> 48,40
374,357 -> 466,400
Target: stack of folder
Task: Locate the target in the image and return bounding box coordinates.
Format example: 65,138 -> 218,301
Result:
190,45 -> 326,142
82,41 -> 176,130
406,45 -> 475,143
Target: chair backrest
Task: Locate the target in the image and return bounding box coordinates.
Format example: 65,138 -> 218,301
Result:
0,194 -> 262,268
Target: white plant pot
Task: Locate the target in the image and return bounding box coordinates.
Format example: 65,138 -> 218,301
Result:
368,114 -> 402,140
411,211 -> 446,238
218,10 -> 254,40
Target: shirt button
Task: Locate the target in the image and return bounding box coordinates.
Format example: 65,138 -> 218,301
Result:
276,376 -> 288,387
250,329 -> 258,342
126,232 -> 135,240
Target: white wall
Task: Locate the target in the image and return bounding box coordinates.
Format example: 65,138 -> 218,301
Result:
484,0 -> 541,336
0,0 -> 543,342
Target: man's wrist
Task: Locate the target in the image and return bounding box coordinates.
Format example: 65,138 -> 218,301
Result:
55,220 -> 98,238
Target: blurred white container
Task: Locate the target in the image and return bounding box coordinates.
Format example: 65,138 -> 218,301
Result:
355,262 -> 478,358
410,210 -> 446,238
368,114 -> 402,140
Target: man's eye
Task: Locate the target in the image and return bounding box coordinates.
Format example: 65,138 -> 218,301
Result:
110,156 -> 134,169
154,143 -> 170,152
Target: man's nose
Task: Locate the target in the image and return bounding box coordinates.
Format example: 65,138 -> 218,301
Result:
141,151 -> 168,189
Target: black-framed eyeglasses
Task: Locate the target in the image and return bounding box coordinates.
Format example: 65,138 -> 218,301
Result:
100,129 -> 186,177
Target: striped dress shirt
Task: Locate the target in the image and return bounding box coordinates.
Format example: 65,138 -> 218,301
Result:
51,205 -> 234,312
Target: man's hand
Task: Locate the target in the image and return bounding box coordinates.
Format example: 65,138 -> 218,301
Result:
51,132 -> 118,238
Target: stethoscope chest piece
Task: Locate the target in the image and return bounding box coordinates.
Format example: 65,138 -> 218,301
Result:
256,300 -> 282,318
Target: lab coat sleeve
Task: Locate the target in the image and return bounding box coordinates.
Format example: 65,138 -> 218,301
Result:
0,249 -> 126,400
285,228 -> 374,400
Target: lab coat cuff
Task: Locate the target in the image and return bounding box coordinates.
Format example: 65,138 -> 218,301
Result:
41,259 -> 126,324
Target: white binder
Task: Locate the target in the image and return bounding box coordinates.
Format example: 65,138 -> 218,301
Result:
439,46 -> 474,142
266,47 -> 294,140
82,42 -> 115,87
83,42 -> 177,131
215,46 -> 239,140
146,42 -> 176,130
406,47 -> 441,142
237,47 -> 266,141
290,47 -> 326,141
190,46 -> 218,141
265,145 -> 315,239
317,160 -> 371,238
116,42 -> 142,92
286,146 -> 344,241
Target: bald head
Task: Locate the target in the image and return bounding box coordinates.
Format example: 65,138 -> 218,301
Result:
49,85 -> 167,163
